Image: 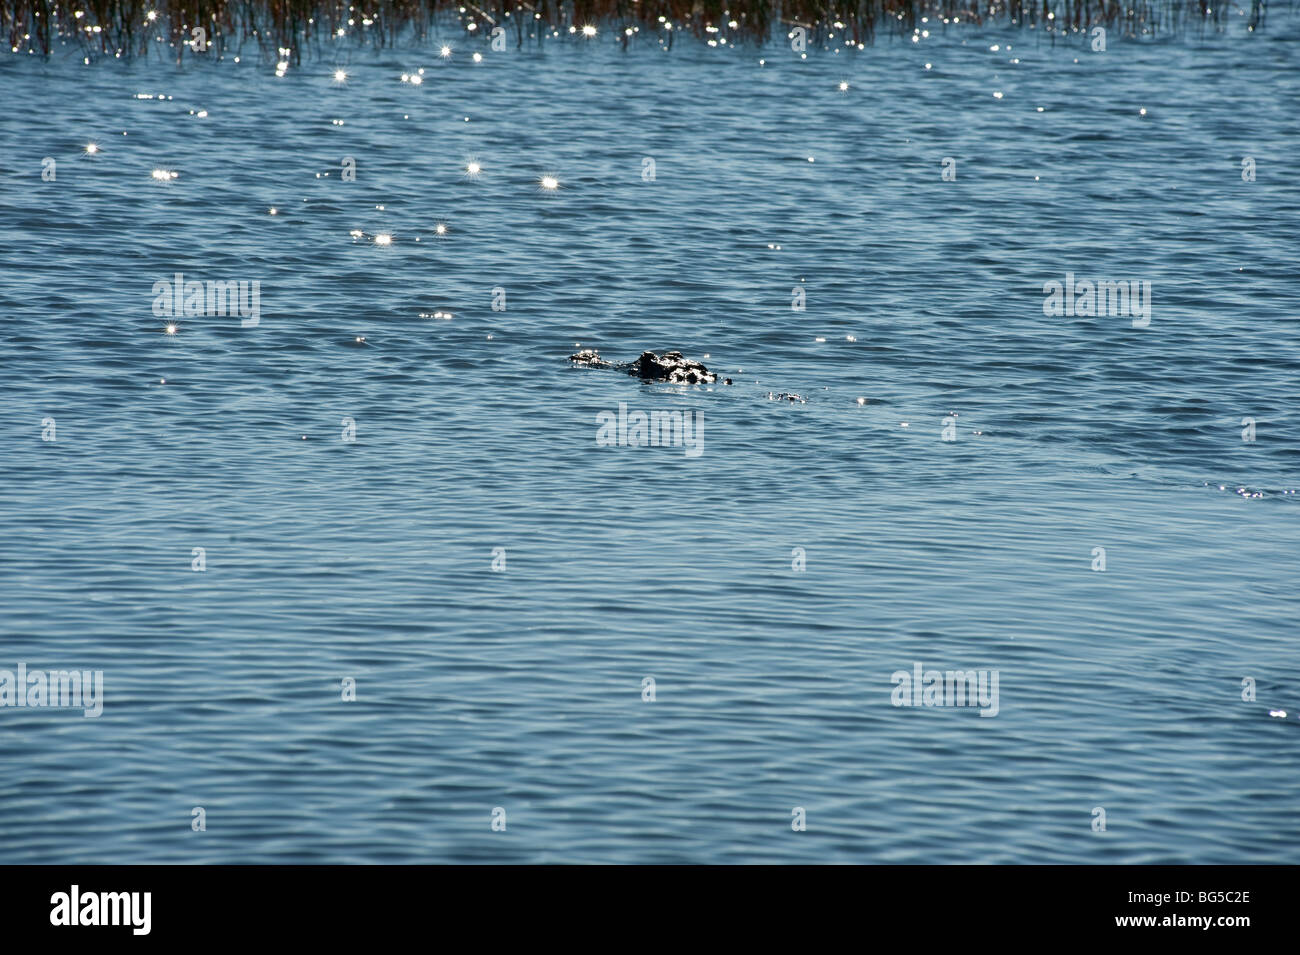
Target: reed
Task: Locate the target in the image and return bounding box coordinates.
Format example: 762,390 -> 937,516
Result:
0,0 -> 1265,60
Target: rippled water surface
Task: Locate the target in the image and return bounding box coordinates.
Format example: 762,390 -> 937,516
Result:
2,23 -> 1299,863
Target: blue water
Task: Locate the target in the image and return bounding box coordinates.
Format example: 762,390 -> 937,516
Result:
2,22 -> 1299,863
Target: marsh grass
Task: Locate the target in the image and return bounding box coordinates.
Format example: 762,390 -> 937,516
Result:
0,0 -> 1269,61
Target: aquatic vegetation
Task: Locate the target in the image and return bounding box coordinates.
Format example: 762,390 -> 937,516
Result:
0,0 -> 1266,61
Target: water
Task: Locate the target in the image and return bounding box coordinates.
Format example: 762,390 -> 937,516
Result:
2,23 -> 1299,864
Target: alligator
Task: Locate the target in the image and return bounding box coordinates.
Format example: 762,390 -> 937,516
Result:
569,349 -> 729,386
569,349 -> 811,402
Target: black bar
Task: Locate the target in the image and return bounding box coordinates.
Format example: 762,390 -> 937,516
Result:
2,865 -> 1286,941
